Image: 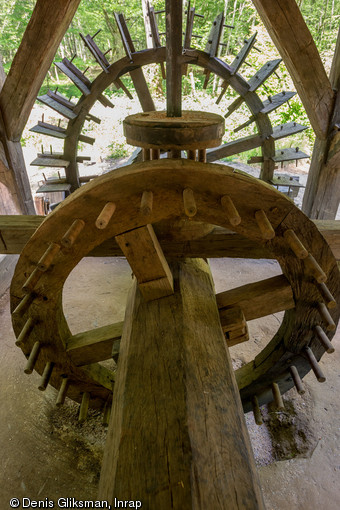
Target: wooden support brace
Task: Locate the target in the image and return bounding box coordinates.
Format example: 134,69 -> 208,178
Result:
95,203 -> 116,230
304,347 -> 326,382
314,325 -> 335,354
115,224 -> 174,301
289,366 -> 305,395
255,209 -> 275,240
38,361 -> 54,391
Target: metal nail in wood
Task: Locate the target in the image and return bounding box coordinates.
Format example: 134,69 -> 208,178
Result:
24,341 -> 41,374
255,210 -> 275,240
95,203 -> 116,229
304,347 -> 326,382
221,195 -> 241,226
61,219 -> 85,248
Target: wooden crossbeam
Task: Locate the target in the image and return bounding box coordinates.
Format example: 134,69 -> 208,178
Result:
252,0 -> 334,140
0,0 -> 81,141
66,322 -> 123,366
115,224 -> 174,301
1,216 -> 340,261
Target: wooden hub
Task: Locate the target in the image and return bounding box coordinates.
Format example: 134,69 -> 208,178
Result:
123,110 -> 225,150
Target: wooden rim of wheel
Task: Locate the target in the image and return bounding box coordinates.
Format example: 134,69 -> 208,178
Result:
10,159 -> 340,411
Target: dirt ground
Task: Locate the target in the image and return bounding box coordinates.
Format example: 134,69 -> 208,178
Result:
0,256 -> 339,509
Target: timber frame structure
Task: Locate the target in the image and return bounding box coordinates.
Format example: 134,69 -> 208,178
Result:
1,1 -> 340,508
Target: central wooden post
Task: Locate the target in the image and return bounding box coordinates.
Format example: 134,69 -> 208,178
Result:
98,259 -> 265,509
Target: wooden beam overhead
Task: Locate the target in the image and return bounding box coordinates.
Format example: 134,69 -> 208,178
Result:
0,0 -> 81,141
1,215 -> 340,261
166,0 -> 183,116
251,0 -> 334,140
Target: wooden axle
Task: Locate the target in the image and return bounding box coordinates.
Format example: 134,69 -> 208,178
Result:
183,188 -> 197,218
95,202 -> 116,230
61,219 -> 85,248
37,242 -> 60,271
56,377 -> 69,407
304,347 -> 326,382
317,302 -> 336,331
289,365 -> 305,394
79,392 -> 90,423
255,209 -> 275,239
38,361 -> 54,391
221,195 -> 241,226
283,229 -> 308,259
15,317 -> 34,346
24,341 -> 41,374
314,325 -> 335,353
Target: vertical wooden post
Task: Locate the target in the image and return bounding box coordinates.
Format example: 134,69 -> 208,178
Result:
166,0 -> 182,117
98,259 -> 265,509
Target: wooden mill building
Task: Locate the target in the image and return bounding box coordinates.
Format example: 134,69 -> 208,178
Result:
0,0 -> 339,508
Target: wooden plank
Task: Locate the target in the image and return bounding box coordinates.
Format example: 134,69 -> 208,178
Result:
0,0 -> 81,141
115,224 -> 173,301
272,122 -> 308,140
36,183 -> 71,193
271,147 -> 309,162
216,274 -> 294,322
231,33 -> 257,74
66,322 -> 123,366
30,123 -> 67,139
54,61 -> 91,96
204,12 -> 225,58
252,0 -> 334,140
98,260 -> 265,508
30,157 -> 70,168
166,0 -> 182,116
37,94 -> 77,120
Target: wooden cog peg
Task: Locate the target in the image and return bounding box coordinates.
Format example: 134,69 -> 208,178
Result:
13,294 -> 34,317
61,219 -> 85,248
79,392 -> 90,423
303,254 -> 327,283
24,341 -> 41,374
283,229 -> 308,259
314,325 -> 335,354
56,377 -> 69,407
271,382 -> 285,410
95,202 -> 116,229
221,195 -> 241,226
289,366 -> 305,395
37,243 -> 60,272
304,347 -> 326,383
317,282 -> 336,309
140,191 -> 153,216
15,317 -> 35,346
251,395 -> 263,425
183,188 -> 197,218
317,302 -> 336,331
22,268 -> 43,294
38,362 -> 55,391
255,209 -> 275,240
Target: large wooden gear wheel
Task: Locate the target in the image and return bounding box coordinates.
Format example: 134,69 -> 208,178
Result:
10,158 -> 340,415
